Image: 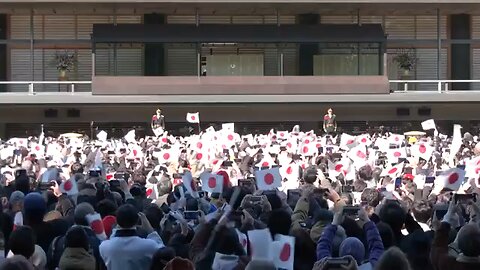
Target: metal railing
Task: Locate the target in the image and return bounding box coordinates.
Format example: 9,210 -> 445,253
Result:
389,79 -> 480,93
1,79 -> 480,94
0,81 -> 92,94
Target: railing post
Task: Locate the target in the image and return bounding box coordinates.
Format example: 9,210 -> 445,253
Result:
437,81 -> 442,93
404,82 -> 408,92
28,83 -> 34,94
444,82 -> 448,92
71,83 -> 75,93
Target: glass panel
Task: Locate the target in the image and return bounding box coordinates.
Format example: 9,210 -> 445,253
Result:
359,43 -> 380,75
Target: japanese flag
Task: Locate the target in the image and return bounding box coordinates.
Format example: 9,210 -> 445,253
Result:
272,234 -> 295,270
154,149 -> 177,164
60,176 -> 78,196
200,172 -> 223,193
9,138 -> 27,148
437,168 -> 466,191
129,145 -> 144,159
182,171 -> 199,198
348,144 -> 368,167
299,141 -> 316,156
357,134 -> 371,146
254,167 -> 282,190
285,139 -> 298,153
124,130 -> 136,144
187,112 -> 200,124
145,182 -> 158,200
383,162 -> 405,179
421,119 -> 437,131
328,160 -> 349,178
276,131 -> 288,140
375,138 -> 390,152
255,153 -> 276,168
221,132 -> 237,149
387,147 -> 407,164
30,143 -> 45,157
411,143 -> 434,161
465,156 -> 480,179
388,134 -> 405,146
340,133 -> 358,150
86,213 -> 107,241
280,163 -> 300,181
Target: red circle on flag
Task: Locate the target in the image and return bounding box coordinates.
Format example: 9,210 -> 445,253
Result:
475,167 -> 480,174
191,115 -> 196,121
280,243 -> 291,262
388,168 -> 398,174
394,151 -> 401,157
280,132 -> 285,137
196,142 -> 203,149
146,188 -> 153,197
287,142 -> 292,149
361,138 -> 367,143
208,177 -> 217,188
286,167 -> 293,175
302,146 -> 309,154
448,173 -> 459,184
133,149 -> 138,156
347,139 -> 354,145
419,144 -> 427,154
196,153 -> 203,160
227,135 -> 234,141
63,180 -> 73,191
91,220 -> 104,235
395,137 -> 400,142
264,173 -> 274,185
162,138 -> 168,143
262,161 -> 269,167
35,145 -> 40,151
476,160 -> 480,166
335,164 -> 343,172
357,150 -> 366,159
305,139 -> 310,144
163,153 -> 170,160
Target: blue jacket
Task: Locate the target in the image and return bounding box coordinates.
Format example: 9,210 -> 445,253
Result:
316,221 -> 384,268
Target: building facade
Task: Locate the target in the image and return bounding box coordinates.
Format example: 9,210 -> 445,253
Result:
0,0 -> 480,136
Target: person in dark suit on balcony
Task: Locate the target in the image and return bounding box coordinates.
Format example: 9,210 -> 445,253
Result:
151,109 -> 165,137
323,108 -> 337,135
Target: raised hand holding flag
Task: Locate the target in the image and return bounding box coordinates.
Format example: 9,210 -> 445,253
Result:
86,213 -> 107,240
254,167 -> 282,190
187,112 -> 200,124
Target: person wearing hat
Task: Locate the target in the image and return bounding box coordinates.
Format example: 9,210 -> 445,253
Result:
323,108 -> 337,135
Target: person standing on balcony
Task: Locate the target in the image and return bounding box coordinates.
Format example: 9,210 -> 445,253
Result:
151,108 -> 165,137
323,108 -> 337,135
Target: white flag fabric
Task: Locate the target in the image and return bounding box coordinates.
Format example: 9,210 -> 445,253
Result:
236,229 -> 248,254
272,234 -> 295,270
186,112 -> 200,123
86,213 -> 107,240
421,119 -> 437,131
200,172 -> 223,193
60,176 -> 79,196
124,130 -> 136,144
450,124 -> 463,165
348,144 -> 368,167
97,130 -> 108,142
222,123 -> 235,132
383,162 -> 405,179
411,142 -> 434,162
437,168 -> 466,191
465,156 -> 480,180
182,171 -> 199,198
387,147 -> 406,164
254,167 -> 282,190
340,133 -> 358,150
388,134 -> 405,146
247,229 -> 273,260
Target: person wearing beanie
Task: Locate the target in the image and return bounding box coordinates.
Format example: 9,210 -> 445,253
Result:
58,226 -> 96,270
23,192 -> 62,253
317,192 -> 384,270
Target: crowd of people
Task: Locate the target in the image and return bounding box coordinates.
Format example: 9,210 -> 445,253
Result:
0,120 -> 480,270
